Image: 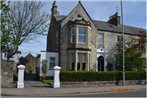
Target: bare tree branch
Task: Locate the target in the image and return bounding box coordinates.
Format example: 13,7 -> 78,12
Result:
1,1 -> 49,59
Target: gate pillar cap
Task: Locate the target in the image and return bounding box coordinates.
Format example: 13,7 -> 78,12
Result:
53,66 -> 61,70
18,65 -> 25,69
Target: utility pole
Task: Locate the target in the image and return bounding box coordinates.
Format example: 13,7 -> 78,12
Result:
121,0 -> 125,86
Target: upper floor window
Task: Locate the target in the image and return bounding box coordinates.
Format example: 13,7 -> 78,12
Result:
71,26 -> 87,44
71,27 -> 76,43
98,33 -> 104,47
78,27 -> 87,44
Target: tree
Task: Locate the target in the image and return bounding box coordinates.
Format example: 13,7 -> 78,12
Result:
1,1 -> 49,59
116,37 -> 145,71
42,60 -> 47,79
1,0 -> 12,58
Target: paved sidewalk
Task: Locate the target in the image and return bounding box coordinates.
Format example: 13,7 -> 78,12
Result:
1,85 -> 146,97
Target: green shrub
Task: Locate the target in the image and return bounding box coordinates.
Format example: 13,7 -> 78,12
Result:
125,71 -> 146,80
60,71 -> 146,82
42,79 -> 53,84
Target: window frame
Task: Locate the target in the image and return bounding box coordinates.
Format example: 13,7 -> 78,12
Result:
98,33 -> 104,48
70,25 -> 88,44
49,57 -> 56,70
71,27 -> 76,43
78,26 -> 87,44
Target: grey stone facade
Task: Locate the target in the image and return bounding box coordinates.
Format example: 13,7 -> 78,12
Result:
47,1 -> 146,71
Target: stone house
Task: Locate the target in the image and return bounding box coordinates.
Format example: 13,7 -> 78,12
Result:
19,53 -> 36,76
25,53 -> 36,75
37,1 -> 146,76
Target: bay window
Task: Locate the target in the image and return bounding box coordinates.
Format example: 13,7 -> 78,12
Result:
71,26 -> 87,44
78,27 -> 87,43
71,27 -> 76,43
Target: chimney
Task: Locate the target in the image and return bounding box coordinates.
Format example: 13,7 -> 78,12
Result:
108,12 -> 120,26
51,0 -> 59,17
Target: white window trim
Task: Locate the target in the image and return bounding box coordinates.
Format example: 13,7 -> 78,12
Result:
71,27 -> 76,43
77,26 -> 88,44
98,33 -> 104,48
70,25 -> 88,44
49,57 -> 56,70
78,33 -> 87,44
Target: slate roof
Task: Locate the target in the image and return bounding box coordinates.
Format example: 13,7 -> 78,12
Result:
93,20 -> 146,36
55,15 -> 146,36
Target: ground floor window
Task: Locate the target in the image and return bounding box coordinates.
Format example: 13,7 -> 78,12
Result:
70,52 -> 88,71
78,53 -> 86,71
82,63 -> 86,71
49,57 -> 55,69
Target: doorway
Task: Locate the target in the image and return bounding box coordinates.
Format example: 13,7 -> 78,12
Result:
98,56 -> 104,71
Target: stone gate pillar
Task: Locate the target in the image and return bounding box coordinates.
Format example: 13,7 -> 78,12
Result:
17,65 -> 25,88
53,66 -> 61,88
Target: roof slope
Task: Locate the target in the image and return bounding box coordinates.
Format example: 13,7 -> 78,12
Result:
93,20 -> 146,36
55,15 -> 146,36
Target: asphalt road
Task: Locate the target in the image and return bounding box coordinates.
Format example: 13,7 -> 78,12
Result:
68,88 -> 146,97
2,88 -> 146,98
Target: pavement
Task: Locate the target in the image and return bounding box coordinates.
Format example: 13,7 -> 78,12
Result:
1,84 -> 146,97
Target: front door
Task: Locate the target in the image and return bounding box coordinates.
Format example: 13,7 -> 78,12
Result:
98,56 -> 104,71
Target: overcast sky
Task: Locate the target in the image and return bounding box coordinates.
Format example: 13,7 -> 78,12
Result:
19,0 -> 146,57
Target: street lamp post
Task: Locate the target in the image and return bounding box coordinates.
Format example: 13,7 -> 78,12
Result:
121,0 -> 125,86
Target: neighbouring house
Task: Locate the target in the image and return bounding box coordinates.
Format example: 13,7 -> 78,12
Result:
37,1 -> 146,77
19,53 -> 36,80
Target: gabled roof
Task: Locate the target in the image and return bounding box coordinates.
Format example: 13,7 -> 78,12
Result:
25,53 -> 35,59
77,1 -> 96,27
55,15 -> 146,36
59,1 -> 96,28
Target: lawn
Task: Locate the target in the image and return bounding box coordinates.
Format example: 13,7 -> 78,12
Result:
42,79 -> 53,85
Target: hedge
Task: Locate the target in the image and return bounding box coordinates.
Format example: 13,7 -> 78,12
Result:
60,71 -> 146,82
